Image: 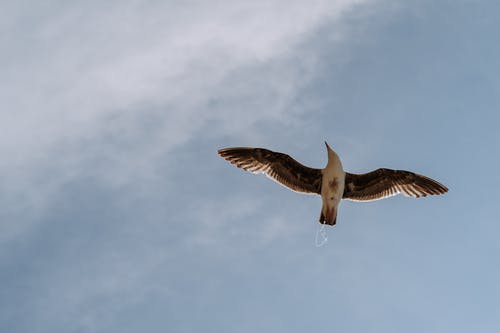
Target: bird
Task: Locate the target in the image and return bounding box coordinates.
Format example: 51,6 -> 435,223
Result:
217,142 -> 448,226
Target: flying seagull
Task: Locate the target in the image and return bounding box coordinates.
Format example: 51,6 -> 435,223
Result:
217,142 -> 448,226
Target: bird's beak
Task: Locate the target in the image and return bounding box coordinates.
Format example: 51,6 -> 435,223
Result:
324,141 -> 331,150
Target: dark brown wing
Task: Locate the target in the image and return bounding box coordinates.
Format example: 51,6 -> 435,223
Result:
343,168 -> 448,201
218,147 -> 322,194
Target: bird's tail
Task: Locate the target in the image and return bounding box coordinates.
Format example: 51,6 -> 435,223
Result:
319,207 -> 337,226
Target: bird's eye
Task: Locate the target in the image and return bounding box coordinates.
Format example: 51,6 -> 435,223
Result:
330,197 -> 334,200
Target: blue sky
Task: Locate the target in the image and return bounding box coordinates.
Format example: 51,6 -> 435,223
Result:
2,1 -> 500,332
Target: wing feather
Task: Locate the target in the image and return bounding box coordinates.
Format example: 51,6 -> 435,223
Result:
218,147 -> 322,194
343,168 -> 448,201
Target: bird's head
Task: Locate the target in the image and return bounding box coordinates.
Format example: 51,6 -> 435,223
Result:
324,141 -> 336,157
324,141 -> 342,167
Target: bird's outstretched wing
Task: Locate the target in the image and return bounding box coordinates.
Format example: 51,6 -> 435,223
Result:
343,168 -> 448,201
218,147 -> 322,194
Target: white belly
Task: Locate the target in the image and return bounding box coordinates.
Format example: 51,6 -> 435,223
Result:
321,163 -> 345,201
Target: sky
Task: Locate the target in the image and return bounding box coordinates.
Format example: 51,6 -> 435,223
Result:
1,0 -> 500,332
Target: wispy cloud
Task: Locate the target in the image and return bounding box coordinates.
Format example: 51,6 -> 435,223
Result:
1,0 -> 372,242
1,1 -> 375,331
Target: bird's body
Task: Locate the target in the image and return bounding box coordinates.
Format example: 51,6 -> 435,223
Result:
319,145 -> 345,225
217,142 -> 448,226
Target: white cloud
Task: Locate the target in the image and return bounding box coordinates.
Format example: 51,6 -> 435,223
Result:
1,0 -> 373,242
1,2 -> 387,331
